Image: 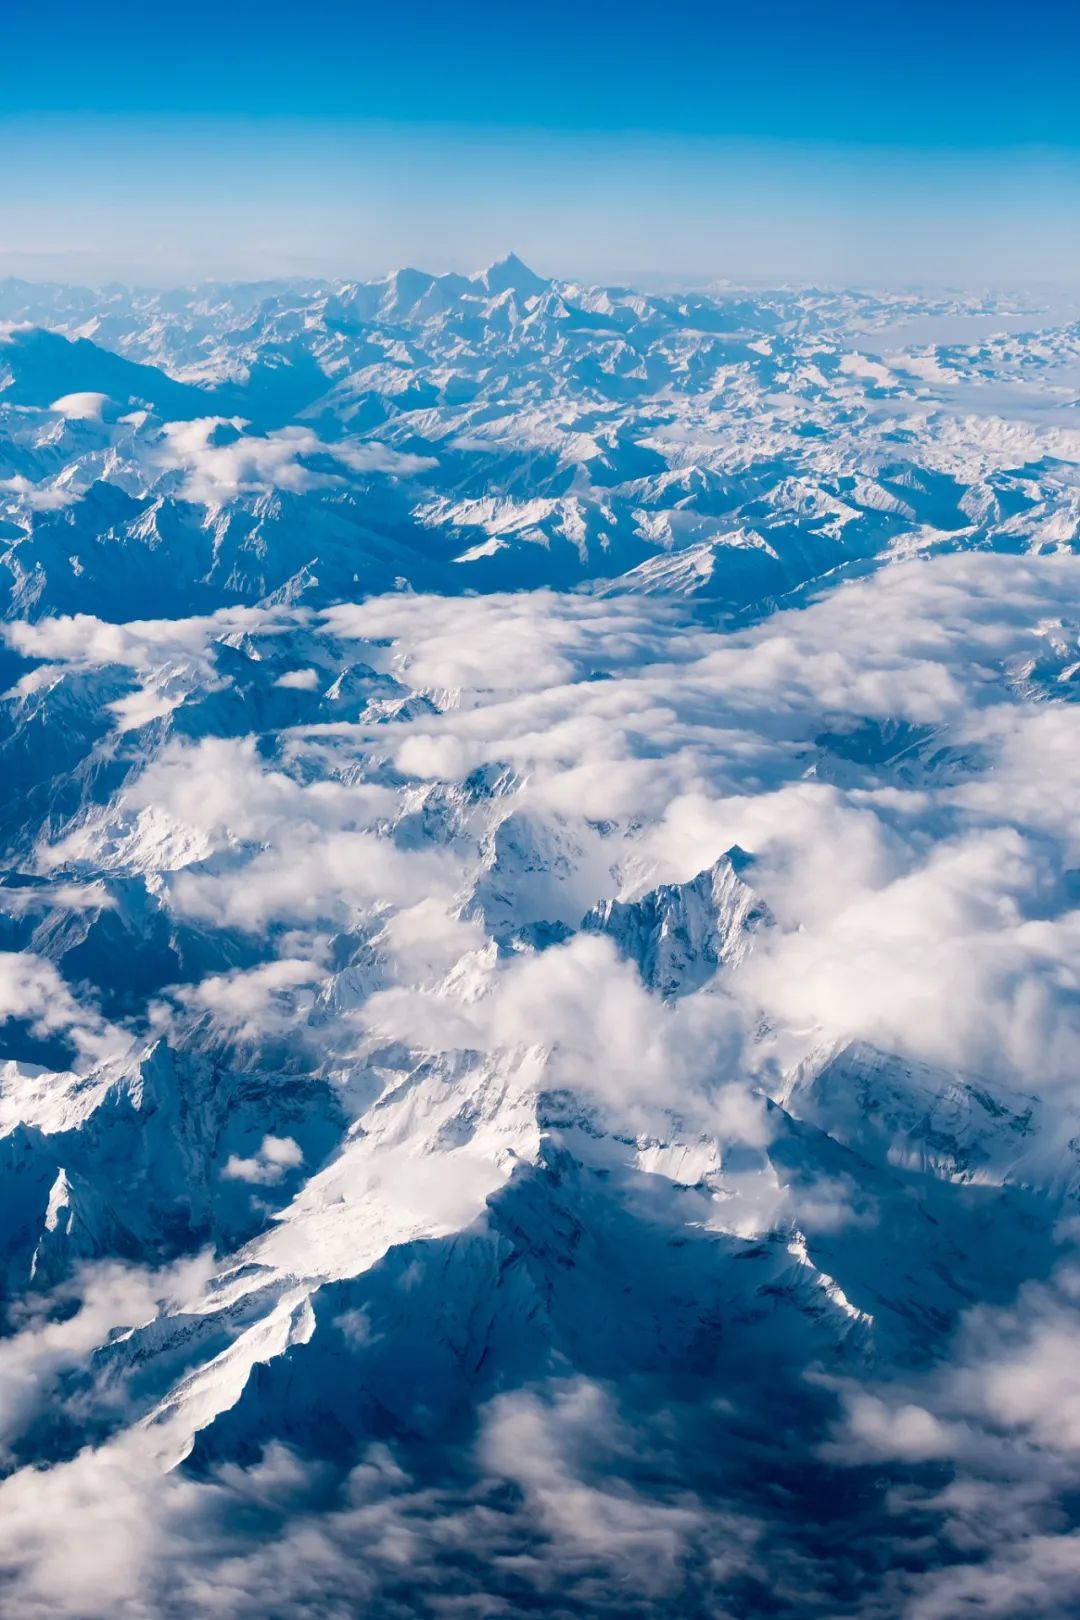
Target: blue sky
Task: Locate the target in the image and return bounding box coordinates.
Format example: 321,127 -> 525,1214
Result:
3,0 -> 1079,284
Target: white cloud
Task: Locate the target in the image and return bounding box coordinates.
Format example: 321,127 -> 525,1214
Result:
223,1134 -> 304,1186
50,391 -> 110,421
0,951 -> 128,1065
479,1380 -> 709,1591
4,549 -> 1080,1617
168,958 -> 322,1041
274,667 -> 320,691
170,830 -> 459,933
149,418 -> 435,506
0,1255 -> 214,1461
153,418 -> 330,504
0,474 -> 77,511
322,590 -> 689,694
363,931 -> 759,1137
0,881 -> 114,916
4,605 -> 287,673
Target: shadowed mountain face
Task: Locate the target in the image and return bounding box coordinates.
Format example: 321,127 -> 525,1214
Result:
0,271 -> 1079,1618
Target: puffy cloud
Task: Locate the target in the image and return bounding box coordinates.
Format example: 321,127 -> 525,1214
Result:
0,1255 -> 214,1461
153,419 -> 332,504
363,931 -> 759,1138
273,667 -> 320,691
151,418 -> 434,506
223,1134 -> 304,1185
328,440 -> 436,477
0,1436 -> 203,1618
818,1260 -> 1080,1616
167,958 -> 322,1041
4,549 -> 1080,1617
107,685 -> 184,732
0,950 -> 128,1065
170,830 -> 460,933
322,590 -> 692,694
27,550 -> 1080,1098
737,827 -> 1080,1086
479,1379 -> 715,1591
4,605 -> 286,674
49,391 -> 110,421
0,1382 -> 764,1620
0,474 -> 77,511
825,1392 -> 956,1464
376,897 -> 487,983
43,733 -> 401,885
0,881 -> 114,916
907,1533 -> 1080,1620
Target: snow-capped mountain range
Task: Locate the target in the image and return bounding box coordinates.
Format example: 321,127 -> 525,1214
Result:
1,262 -> 1080,1617
4,258 -> 1080,622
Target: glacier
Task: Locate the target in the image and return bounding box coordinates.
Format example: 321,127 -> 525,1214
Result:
1,261 -> 1080,1616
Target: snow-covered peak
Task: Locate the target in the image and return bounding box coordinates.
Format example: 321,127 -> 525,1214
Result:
470,251 -> 550,299
582,849 -> 770,996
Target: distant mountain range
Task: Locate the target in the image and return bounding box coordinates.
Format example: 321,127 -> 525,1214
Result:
3,261 -> 1077,623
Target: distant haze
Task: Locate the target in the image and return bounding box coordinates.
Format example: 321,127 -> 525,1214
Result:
3,120 -> 1080,288
3,0 -> 1080,288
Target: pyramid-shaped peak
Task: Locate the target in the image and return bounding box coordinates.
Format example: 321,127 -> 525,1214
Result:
580,853 -> 771,998
472,253 -> 549,298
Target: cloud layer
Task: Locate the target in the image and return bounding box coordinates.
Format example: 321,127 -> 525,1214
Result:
1,550 -> 1080,1615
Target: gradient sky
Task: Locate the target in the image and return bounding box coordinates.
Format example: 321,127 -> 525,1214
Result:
3,0 -> 1080,285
